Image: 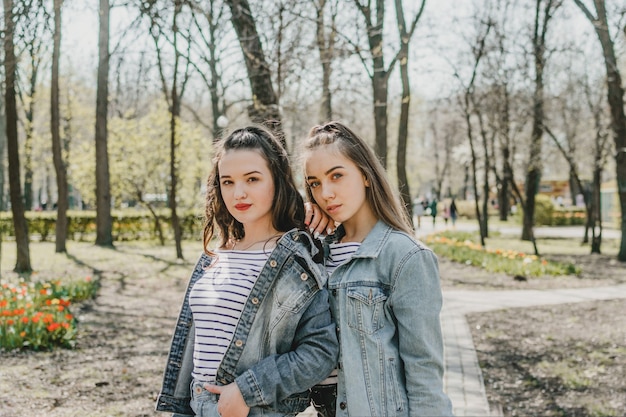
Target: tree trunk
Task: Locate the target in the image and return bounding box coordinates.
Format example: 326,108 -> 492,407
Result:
0,100 -> 6,211
170,88 -> 183,259
3,0 -> 32,273
522,0 -> 552,241
52,0 -> 68,253
394,0 -> 424,224
591,166 -> 602,253
580,0 -> 626,261
315,0 -> 335,122
95,0 -> 113,247
224,0 -> 282,142
169,2 -> 184,260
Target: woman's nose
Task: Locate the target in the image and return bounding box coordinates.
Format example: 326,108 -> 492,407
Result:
234,183 -> 247,199
320,184 -> 334,200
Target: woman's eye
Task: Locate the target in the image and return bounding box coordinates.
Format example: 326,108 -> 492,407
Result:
308,181 -> 320,189
221,180 -> 232,186
331,173 -> 342,180
247,177 -> 259,182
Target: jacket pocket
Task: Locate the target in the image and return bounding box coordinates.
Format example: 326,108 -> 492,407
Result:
346,285 -> 387,334
273,257 -> 317,314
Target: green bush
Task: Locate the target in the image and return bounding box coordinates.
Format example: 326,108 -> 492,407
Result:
533,195 -> 554,226
0,210 -> 204,242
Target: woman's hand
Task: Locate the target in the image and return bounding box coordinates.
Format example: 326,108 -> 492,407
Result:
204,383 -> 250,417
304,202 -> 335,238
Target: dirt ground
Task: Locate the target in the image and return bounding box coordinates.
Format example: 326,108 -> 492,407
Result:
1,241 -> 625,416
439,253 -> 626,417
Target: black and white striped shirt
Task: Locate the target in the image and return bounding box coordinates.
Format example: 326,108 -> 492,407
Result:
189,249 -> 271,383
319,241 -> 361,385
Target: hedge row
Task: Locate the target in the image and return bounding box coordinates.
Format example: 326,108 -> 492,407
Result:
0,210 -> 205,242
430,196 -> 586,226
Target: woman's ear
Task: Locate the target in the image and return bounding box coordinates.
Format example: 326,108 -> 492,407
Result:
363,175 -> 370,187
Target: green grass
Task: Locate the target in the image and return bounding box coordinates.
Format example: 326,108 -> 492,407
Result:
425,230 -> 582,277
0,238 -> 199,351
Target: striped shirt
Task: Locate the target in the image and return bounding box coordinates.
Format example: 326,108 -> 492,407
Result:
189,249 -> 271,383
319,241 -> 361,385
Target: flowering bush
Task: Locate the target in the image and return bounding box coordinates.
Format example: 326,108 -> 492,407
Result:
425,231 -> 581,277
0,276 -> 98,351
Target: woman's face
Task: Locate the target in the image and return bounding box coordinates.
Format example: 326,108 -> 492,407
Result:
305,145 -> 370,226
218,149 -> 275,229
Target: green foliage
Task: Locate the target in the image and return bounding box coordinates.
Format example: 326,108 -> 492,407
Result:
425,230 -> 581,277
70,102 -> 210,211
534,195 -> 555,226
0,276 -> 99,351
0,209 -> 204,242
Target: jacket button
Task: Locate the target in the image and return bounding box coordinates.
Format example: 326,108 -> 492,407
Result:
339,402 -> 346,410
293,234 -> 299,241
235,339 -> 243,347
332,289 -> 337,296
270,260 -> 277,267
300,273 -> 308,281
251,297 -> 259,305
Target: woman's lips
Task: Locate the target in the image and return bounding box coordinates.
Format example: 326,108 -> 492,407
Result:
326,204 -> 340,214
235,203 -> 252,211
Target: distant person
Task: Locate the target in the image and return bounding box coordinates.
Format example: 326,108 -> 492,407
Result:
430,198 -> 438,227
443,204 -> 451,226
413,197 -> 425,229
450,198 -> 458,227
156,126 -> 338,417
302,121 -> 453,417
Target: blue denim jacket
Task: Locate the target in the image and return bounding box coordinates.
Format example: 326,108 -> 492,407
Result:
325,221 -> 453,417
156,229 -> 339,416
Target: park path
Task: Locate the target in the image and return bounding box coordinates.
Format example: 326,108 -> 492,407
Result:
441,284 -> 626,416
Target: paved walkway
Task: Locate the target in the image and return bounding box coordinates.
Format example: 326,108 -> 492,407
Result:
441,284 -> 626,416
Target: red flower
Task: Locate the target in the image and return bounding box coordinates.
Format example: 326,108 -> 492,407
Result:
47,322 -> 61,332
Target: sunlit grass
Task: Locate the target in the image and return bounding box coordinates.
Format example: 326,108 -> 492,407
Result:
425,230 -> 581,277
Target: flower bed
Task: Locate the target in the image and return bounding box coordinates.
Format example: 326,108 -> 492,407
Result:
0,277 -> 99,351
425,231 -> 581,277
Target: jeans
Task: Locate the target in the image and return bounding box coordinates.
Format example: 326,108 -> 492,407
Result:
310,384 -> 337,417
190,380 -> 220,417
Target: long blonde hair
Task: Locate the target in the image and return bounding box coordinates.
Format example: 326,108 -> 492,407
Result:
302,121 -> 413,235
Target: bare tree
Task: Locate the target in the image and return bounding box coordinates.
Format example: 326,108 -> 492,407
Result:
95,0 -> 114,247
3,0 -> 32,272
51,0 -> 68,253
313,0 -> 338,122
573,0 -> 626,261
0,90 -> 6,212
15,2 -> 49,211
349,0 -> 393,166
145,0 -> 193,259
394,0 -> 426,222
521,0 -> 562,241
452,12 -> 492,248
188,0 -> 231,140
224,0 -> 283,141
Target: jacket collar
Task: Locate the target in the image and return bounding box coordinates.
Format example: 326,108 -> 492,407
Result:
327,220 -> 391,259
201,228 -> 326,288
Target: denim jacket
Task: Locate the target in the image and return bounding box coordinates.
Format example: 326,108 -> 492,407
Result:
325,221 -> 453,417
156,229 -> 339,416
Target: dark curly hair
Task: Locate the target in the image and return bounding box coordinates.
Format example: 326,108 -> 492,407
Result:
203,126 -> 305,255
